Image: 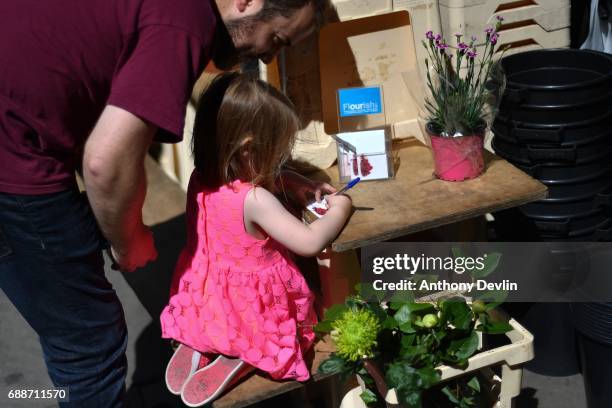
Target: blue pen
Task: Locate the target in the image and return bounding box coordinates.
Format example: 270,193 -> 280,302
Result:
335,177 -> 361,195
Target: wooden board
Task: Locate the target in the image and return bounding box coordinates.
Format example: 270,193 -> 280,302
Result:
311,139 -> 547,252
212,338 -> 336,408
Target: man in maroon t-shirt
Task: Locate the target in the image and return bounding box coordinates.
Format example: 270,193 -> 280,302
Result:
0,0 -> 325,406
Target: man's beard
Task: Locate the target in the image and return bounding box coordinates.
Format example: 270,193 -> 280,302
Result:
212,15 -> 259,70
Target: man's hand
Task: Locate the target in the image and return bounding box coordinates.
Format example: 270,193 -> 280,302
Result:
281,169 -> 336,205
83,105 -> 157,272
110,224 -> 157,272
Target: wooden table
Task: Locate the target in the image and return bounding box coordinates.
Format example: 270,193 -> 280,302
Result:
312,139 -> 548,252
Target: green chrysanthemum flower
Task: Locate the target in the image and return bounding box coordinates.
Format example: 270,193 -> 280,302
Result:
331,308 -> 381,362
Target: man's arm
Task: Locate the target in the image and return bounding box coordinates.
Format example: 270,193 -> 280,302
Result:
83,105 -> 158,271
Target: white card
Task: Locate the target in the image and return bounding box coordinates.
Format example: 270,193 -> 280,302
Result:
306,198 -> 329,218
336,129 -> 390,181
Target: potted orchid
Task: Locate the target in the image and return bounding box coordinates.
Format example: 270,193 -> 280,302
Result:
422,18 -> 505,181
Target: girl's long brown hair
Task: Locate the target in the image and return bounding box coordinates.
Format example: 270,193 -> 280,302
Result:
192,73 -> 300,191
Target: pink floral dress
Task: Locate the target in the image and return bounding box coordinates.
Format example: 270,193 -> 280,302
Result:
160,173 -> 316,381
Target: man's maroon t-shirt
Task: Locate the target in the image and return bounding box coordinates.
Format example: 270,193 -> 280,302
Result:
0,0 -> 217,194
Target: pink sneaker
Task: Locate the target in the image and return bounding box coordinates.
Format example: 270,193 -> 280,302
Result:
181,355 -> 254,407
165,344 -> 212,395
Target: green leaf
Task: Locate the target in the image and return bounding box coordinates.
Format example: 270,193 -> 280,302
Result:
467,376 -> 480,393
417,367 -> 441,388
359,283 -> 387,302
400,321 -> 417,334
472,252 -> 502,279
442,386 -> 461,404
318,354 -> 348,374
324,304 -> 348,322
401,334 -> 416,347
386,363 -> 423,408
443,299 -> 473,331
400,344 -> 428,363
473,289 -> 508,303
395,303 -> 436,327
384,315 -> 399,329
452,247 -> 467,259
449,331 -> 479,359
408,303 -> 437,315
364,302 -> 389,326
394,304 -> 412,325
346,296 -> 362,311
388,288 -> 415,305
480,320 -> 513,334
433,329 -> 447,343
314,320 -> 333,334
360,389 -> 378,405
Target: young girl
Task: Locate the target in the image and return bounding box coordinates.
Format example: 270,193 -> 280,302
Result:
160,73 -> 352,407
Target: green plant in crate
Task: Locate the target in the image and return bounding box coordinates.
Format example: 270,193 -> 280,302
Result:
317,250 -> 512,407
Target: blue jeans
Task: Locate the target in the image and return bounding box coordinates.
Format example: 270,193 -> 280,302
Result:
0,188 -> 127,407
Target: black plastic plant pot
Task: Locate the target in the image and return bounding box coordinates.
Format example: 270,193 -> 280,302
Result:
492,136 -> 612,166
518,207 -> 612,237
542,172 -> 612,201
513,159 -> 612,184
572,303 -> 612,343
494,216 -> 612,242
492,111 -> 612,146
571,301 -> 612,408
540,219 -> 612,241
525,186 -> 612,217
501,49 -> 612,106
576,331 -> 612,408
495,205 -> 611,237
497,90 -> 612,125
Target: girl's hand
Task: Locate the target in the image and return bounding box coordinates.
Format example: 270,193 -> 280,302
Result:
325,194 -> 352,215
280,170 -> 335,204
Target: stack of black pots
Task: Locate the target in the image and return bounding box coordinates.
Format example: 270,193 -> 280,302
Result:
492,49 -> 612,242
492,49 -> 612,408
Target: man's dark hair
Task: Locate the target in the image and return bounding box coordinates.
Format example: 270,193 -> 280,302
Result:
259,0 -> 327,23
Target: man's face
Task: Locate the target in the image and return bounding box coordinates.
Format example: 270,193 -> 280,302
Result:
214,1 -> 316,69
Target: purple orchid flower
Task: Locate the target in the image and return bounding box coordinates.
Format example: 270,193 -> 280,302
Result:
484,26 -> 494,34
457,42 -> 469,53
426,30 -> 435,40
490,33 -> 499,45
496,15 -> 505,22
467,49 -> 477,59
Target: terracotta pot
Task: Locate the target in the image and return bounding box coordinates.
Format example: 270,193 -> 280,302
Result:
427,123 -> 486,181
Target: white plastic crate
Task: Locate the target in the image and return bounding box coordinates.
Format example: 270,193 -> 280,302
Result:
454,24 -> 570,75
438,0 -> 570,47
333,0 -> 393,20
339,317 -> 534,408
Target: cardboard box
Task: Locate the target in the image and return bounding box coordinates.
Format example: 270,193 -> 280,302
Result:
319,11 -> 426,143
